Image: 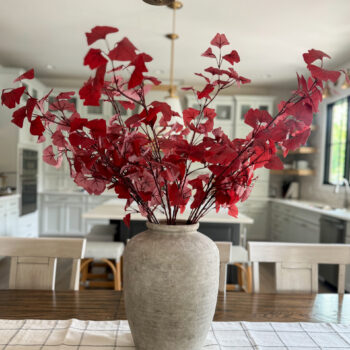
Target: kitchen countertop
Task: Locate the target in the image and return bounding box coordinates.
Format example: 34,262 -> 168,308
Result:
270,198 -> 350,221
41,189 -> 350,222
40,190 -> 116,197
84,199 -> 254,224
0,193 -> 20,201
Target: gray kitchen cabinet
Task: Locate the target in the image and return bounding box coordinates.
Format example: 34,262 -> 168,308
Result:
239,199 -> 269,241
270,201 -> 320,243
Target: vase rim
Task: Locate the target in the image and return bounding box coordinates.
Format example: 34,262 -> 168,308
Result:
146,220 -> 199,233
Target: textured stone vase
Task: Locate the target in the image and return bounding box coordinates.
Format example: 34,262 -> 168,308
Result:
123,221 -> 219,350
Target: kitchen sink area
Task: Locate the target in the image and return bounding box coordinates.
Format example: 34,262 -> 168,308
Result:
269,198 -> 350,291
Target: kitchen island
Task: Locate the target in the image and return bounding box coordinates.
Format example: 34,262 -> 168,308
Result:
83,198 -> 253,244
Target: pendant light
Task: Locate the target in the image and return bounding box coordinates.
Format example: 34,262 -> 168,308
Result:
341,69 -> 350,90
143,0 -> 173,5
164,1 -> 183,118
322,82 -> 331,99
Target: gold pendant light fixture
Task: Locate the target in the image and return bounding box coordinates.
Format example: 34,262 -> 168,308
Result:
322,82 -> 331,99
341,69 -> 350,90
143,0 -> 173,6
164,1 -> 183,116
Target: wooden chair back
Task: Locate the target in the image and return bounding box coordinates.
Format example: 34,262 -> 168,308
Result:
0,237 -> 86,291
248,242 -> 350,294
215,242 -> 232,292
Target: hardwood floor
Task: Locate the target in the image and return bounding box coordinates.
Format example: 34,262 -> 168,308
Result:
0,257 -> 337,292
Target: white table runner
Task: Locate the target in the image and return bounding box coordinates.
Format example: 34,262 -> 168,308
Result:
1,319 -> 350,349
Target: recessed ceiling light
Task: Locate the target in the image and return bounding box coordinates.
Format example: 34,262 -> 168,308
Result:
46,64 -> 55,70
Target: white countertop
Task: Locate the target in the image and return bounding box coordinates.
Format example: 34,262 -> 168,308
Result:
83,199 -> 254,224
270,198 -> 350,221
40,190 -> 116,197
43,188 -> 350,222
0,193 -> 20,201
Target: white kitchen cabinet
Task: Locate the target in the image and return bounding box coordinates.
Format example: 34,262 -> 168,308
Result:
17,211 -> 39,237
42,201 -> 64,235
65,202 -> 84,234
40,193 -> 110,236
0,202 -> 7,236
0,195 -> 20,237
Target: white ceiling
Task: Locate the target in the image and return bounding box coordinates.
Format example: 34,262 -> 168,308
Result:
1,0 -> 350,88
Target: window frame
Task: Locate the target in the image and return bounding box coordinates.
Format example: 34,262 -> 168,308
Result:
323,96 -> 350,185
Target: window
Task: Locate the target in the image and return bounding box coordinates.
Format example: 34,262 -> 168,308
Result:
324,96 -> 350,185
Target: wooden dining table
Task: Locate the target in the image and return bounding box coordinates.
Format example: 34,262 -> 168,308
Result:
1,290 -> 350,324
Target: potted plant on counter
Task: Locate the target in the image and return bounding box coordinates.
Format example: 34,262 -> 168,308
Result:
1,26 -> 345,350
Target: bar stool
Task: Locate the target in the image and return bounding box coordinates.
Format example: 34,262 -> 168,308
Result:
227,245 -> 252,293
80,225 -> 124,291
215,242 -> 252,293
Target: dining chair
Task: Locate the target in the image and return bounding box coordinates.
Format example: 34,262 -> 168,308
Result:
248,242 -> 350,293
0,237 -> 86,291
215,242 -> 252,293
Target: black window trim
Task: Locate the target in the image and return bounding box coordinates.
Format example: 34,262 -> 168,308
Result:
323,95 -> 350,185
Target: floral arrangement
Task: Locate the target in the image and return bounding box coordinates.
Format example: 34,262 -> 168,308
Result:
1,26 -> 346,225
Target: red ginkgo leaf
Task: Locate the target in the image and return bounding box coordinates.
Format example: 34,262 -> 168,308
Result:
144,76 -> 162,85
118,100 -> 135,110
86,26 -> 119,46
26,97 -> 37,121
79,78 -> 101,106
87,118 -> 107,137
56,91 -> 75,100
108,37 -> 137,61
128,54 -> 149,89
228,204 -> 238,218
307,64 -> 340,83
123,213 -> 131,228
52,129 -> 68,148
197,84 -> 214,99
1,86 -> 26,108
183,108 -> 200,126
264,155 -> 284,170
13,68 -> 34,83
244,109 -> 273,128
205,67 -> 225,75
43,145 -> 61,167
195,73 -> 210,83
30,117 -> 45,136
70,117 -> 88,131
238,75 -> 251,85
11,106 -> 27,128
303,49 -> 331,65
84,48 -> 108,69
282,128 -> 311,152
223,50 -> 240,65
210,33 -> 230,48
201,47 -> 216,58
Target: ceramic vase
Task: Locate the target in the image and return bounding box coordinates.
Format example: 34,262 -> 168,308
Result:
123,221 -> 219,350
